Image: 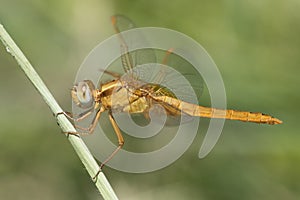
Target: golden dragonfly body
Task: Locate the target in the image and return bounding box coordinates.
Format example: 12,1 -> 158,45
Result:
65,15 -> 282,169
75,78 -> 281,126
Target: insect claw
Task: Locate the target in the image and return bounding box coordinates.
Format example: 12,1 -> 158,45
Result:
55,111 -> 74,120
68,132 -> 80,137
60,131 -> 80,138
55,111 -> 64,118
92,169 -> 102,182
92,175 -> 97,182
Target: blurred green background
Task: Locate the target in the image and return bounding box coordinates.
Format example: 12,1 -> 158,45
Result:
0,0 -> 298,199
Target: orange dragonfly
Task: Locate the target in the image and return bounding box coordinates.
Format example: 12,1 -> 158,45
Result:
60,15 -> 282,169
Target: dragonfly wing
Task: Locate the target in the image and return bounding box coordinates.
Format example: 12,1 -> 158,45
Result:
111,15 -> 156,119
133,51 -> 203,105
112,16 -> 201,125
133,63 -> 201,125
111,15 -> 156,74
157,48 -> 204,101
111,15 -> 135,73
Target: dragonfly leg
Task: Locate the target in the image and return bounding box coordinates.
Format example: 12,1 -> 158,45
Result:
73,107 -> 105,135
56,107 -> 94,122
143,110 -> 150,120
98,68 -> 121,78
56,107 -> 105,136
99,111 -> 124,169
56,111 -> 90,136
93,111 -> 124,181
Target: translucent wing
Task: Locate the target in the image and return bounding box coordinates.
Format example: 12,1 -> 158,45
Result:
133,49 -> 204,103
111,15 -> 156,74
112,16 -> 203,125
157,49 -> 204,102
131,62 -> 201,125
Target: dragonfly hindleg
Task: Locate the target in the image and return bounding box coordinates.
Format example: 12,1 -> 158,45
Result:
99,111 -> 124,169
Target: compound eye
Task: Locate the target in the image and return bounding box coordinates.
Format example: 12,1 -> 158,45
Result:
72,81 -> 95,108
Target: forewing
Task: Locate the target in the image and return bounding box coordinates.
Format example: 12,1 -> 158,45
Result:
111,15 -> 156,74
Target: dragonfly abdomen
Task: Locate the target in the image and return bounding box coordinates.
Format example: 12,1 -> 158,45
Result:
151,95 -> 282,125
196,107 -> 282,125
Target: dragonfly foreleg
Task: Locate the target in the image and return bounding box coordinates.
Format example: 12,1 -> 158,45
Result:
56,107 -> 94,122
73,107 -> 105,135
56,107 -> 105,136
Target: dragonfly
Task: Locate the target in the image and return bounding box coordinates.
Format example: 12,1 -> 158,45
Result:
60,15 -> 282,169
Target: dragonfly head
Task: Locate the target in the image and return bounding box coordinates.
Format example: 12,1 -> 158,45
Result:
71,80 -> 95,108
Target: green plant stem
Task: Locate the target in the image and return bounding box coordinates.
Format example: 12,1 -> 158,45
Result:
0,24 -> 118,200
